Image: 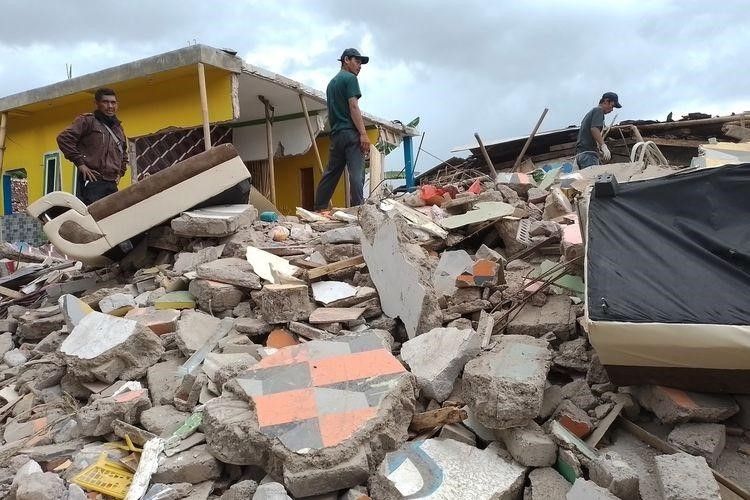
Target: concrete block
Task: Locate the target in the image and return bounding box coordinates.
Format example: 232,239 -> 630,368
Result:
541,384 -> 564,419
589,451 -> 640,500
461,405 -> 496,442
667,423 -> 726,466
439,423 -> 476,446
373,438 -> 525,500
0,332 -> 14,359
506,295 -> 575,340
60,311 -> 164,383
586,353 -> 610,385
319,225 -> 363,244
633,385 -> 738,424
251,284 -> 313,323
234,317 -> 274,337
76,389 -> 151,436
0,318 -> 18,333
204,331 -> 416,497
654,452 -> 721,500
360,206 -> 442,339
99,292 -> 136,316
196,258 -> 262,289
3,348 -> 27,367
16,307 -> 64,341
219,479 -> 258,499
15,471 -> 66,500
732,394 -> 750,429
173,245 -> 225,274
553,399 -> 593,438
463,335 -> 551,429
528,467 -> 570,500
554,337 -> 591,373
125,307 -> 180,335
400,326 -> 481,402
561,378 -> 599,410
252,482 -> 292,499
566,478 -> 618,499
433,250 -> 474,297
496,420 -> 557,467
140,405 -> 190,436
147,358 -> 184,405
152,444 -> 223,484
189,279 -> 244,313
176,310 -> 222,356
171,204 -> 257,237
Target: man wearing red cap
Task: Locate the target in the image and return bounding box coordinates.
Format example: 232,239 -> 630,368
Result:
314,48 -> 370,210
575,92 -> 622,168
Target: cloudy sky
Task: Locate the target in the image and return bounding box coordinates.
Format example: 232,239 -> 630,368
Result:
1,0 -> 748,170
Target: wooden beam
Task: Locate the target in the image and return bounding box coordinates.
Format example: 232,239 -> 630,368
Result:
0,285 -> 23,300
634,113 -> 750,132
259,96 -> 277,205
306,255 -> 365,281
640,136 -> 704,148
197,63 -> 211,151
513,108 -> 549,171
299,94 -> 324,174
549,140 -> 577,152
474,132 -> 498,179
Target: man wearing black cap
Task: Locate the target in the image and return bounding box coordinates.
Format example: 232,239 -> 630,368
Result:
574,92 -> 622,168
314,48 -> 370,210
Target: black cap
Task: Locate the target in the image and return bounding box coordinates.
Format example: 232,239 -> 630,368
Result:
339,48 -> 369,64
602,92 -> 622,108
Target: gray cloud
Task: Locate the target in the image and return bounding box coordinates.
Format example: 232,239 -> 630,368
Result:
0,0 -> 748,165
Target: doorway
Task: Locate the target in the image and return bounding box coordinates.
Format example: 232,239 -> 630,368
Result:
300,167 -> 315,210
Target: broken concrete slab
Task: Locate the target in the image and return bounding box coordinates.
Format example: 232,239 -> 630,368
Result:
439,423 -> 477,446
196,258 -> 262,289
561,378 -> 598,411
360,206 -> 442,339
171,204 -> 257,238
234,317 -> 273,338
308,307 -> 365,324
174,245 -> 225,274
16,307 -> 65,341
76,388 -> 151,436
654,452 -> 721,500
59,310 -> 164,383
506,294 -> 576,340
140,405 -> 190,436
566,478 -> 618,499
151,444 -> 223,484
528,467 -> 571,500
400,326 -> 481,402
632,385 -> 738,424
589,451 -> 640,500
15,471 -> 67,500
496,420 -> 557,467
372,438 -> 525,499
463,335 -> 551,429
203,352 -> 257,382
455,259 -> 502,288
147,358 -> 185,405
251,284 -> 313,323
667,423 -> 726,466
155,291 -> 196,310
125,307 -> 180,335
433,250 -> 474,297
439,201 -> 515,230
554,338 -> 591,373
175,309 -> 222,356
204,332 -> 417,497
311,281 -> 359,305
246,246 -> 300,284
319,226 -> 364,244
189,279 -> 244,313
253,482 -> 293,500
99,292 -> 136,316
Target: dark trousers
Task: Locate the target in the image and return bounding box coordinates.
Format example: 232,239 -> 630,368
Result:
314,129 -> 365,210
576,151 -> 600,169
79,179 -> 118,205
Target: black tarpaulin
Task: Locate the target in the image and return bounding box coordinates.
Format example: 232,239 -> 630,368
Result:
587,163 -> 750,325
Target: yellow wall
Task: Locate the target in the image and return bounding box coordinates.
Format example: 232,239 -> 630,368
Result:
1,66 -> 234,213
274,129 -> 380,215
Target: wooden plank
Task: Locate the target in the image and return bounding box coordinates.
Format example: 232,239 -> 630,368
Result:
512,108 -> 549,171
640,136 -> 704,148
308,307 -> 366,324
549,140 -> 577,152
290,258 -> 322,270
0,285 -> 24,300
585,402 -> 623,448
307,255 -> 365,281
410,406 -> 468,433
477,310 -> 494,350
618,416 -> 750,499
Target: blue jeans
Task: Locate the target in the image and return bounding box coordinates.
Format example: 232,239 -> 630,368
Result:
314,129 -> 365,210
576,151 -> 600,169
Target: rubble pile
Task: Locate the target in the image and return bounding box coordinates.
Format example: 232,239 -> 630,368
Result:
0,162 -> 748,500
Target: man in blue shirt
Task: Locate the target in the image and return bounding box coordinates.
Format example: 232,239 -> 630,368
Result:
314,48 -> 371,210
575,92 -> 622,168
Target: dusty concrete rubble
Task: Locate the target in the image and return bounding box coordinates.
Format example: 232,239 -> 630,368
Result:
0,151 -> 749,500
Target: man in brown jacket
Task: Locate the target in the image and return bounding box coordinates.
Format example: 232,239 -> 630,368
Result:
57,88 -> 128,205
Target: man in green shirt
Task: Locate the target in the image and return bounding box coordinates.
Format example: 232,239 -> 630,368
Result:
314,48 -> 371,210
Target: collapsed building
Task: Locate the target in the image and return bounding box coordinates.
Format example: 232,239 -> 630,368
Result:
0,93 -> 749,499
